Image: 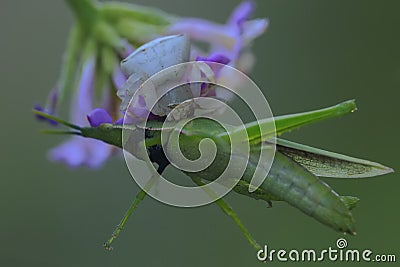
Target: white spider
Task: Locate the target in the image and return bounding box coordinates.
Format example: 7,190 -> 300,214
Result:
118,35 -> 218,121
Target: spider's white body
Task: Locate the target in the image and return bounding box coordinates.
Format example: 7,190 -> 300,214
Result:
118,35 -> 216,119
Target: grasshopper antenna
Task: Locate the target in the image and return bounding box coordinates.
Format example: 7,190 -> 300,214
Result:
33,109 -> 82,131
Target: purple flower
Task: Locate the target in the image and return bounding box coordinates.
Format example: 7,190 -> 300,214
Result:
112,64 -> 127,91
49,58 -> 113,168
123,95 -> 152,123
87,108 -> 113,127
167,1 -> 268,71
165,2 -> 269,102
228,1 -> 255,26
196,53 -> 231,76
194,53 -> 231,96
36,0 -> 268,169
196,53 -> 231,65
36,0 -> 177,169
49,136 -> 113,169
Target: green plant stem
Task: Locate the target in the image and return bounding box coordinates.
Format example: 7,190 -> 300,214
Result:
65,0 -> 99,31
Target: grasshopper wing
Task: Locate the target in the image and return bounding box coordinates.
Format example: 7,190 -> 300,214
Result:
274,138 -> 393,178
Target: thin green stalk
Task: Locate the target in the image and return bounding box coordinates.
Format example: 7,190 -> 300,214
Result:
57,25 -> 83,102
101,2 -> 174,25
65,0 -> 99,31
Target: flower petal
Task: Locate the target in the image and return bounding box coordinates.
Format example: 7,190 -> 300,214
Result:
127,95 -> 150,119
196,53 -> 231,80
49,136 -> 112,169
71,57 -> 96,126
87,108 -> 113,127
49,137 -> 86,168
168,19 -> 236,50
241,19 -> 269,43
50,56 -> 114,168
112,64 -> 127,90
228,1 -> 255,27
196,53 -> 231,65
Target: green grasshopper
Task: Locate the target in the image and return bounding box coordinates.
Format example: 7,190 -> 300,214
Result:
33,99 -> 393,251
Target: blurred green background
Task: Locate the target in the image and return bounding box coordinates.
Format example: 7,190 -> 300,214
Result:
1,0 -> 399,266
